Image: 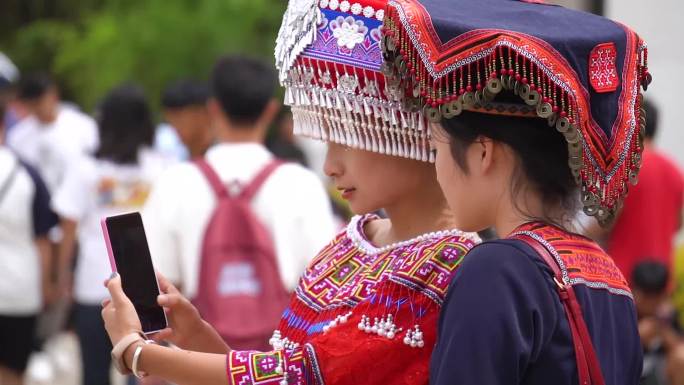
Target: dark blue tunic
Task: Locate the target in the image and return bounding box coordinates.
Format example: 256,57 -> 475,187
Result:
430,239 -> 642,385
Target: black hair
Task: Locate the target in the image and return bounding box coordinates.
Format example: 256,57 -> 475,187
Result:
440,109 -> 577,227
632,260 -> 669,295
210,55 -> 277,127
161,79 -> 209,109
95,84 -> 155,164
642,99 -> 658,140
17,73 -> 55,101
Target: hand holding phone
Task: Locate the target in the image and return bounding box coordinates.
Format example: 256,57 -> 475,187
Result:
101,212 -> 167,334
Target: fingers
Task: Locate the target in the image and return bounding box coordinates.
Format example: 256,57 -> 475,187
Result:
106,273 -> 131,306
156,272 -> 179,295
157,293 -> 183,308
100,297 -> 114,320
152,327 -> 174,343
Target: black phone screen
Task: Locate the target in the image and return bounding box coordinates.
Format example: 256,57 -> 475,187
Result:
105,212 -> 166,334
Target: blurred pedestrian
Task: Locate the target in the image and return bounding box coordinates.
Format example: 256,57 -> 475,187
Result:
6,73 -> 98,192
143,55 -> 335,349
632,261 -> 684,385
266,109 -> 308,166
0,52 -> 22,130
51,84 -> 170,385
0,88 -> 58,385
588,100 -> 684,282
160,79 -> 212,159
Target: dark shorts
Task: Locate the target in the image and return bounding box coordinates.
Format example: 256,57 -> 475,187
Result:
0,314 -> 37,373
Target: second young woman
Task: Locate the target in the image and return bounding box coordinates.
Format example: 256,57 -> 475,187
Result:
378,0 -> 649,384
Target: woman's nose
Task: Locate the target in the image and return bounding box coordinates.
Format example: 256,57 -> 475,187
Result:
323,143 -> 343,179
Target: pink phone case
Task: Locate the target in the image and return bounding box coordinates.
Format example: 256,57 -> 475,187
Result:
100,215 -> 167,335
101,218 -> 117,273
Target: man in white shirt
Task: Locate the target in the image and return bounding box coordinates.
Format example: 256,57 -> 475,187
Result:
7,73 -> 98,192
144,55 -> 335,301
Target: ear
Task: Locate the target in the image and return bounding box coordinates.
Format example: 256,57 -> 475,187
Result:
256,99 -> 281,128
468,135 -> 495,175
206,98 -> 223,121
479,137 -> 495,173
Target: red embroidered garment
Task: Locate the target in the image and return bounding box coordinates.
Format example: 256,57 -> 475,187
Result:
511,222 -> 631,297
227,215 -> 479,385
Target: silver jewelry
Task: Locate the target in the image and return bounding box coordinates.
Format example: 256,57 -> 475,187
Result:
347,215 -> 480,256
403,325 -> 425,348
269,330 -> 284,350
323,311 -> 353,333
132,343 -> 149,379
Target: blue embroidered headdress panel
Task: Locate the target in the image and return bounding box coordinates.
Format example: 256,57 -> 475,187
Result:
381,0 -> 650,223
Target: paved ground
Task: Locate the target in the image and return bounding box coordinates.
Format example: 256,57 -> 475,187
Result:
25,332 -> 126,385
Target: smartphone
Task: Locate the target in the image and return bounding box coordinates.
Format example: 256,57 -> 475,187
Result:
101,212 -> 167,334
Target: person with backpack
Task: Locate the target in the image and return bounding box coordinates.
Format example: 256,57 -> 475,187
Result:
51,84 -> 172,385
375,0 -> 647,384
99,2 -> 480,384
143,55 -> 336,351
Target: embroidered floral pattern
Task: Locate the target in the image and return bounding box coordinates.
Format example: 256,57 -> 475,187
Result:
331,16 -> 368,49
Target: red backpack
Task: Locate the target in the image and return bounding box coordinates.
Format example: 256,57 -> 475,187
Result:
193,158 -> 290,351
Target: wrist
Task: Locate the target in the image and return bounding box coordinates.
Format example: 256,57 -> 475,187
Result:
111,331 -> 146,374
123,341 -> 142,371
201,320 -> 231,353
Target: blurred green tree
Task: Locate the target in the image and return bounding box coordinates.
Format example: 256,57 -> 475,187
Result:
1,0 -> 285,112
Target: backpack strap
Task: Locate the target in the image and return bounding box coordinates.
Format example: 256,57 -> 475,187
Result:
237,159 -> 284,201
511,233 -> 606,385
0,158 -> 19,208
195,158 -> 229,199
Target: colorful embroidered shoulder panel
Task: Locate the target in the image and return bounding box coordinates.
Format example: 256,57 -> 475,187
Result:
512,222 -> 631,298
296,215 -> 479,311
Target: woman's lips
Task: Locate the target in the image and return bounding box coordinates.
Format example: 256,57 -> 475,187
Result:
340,188 -> 356,200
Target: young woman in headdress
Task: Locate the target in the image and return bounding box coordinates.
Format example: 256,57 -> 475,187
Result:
99,1 -> 479,384
380,0 -> 649,384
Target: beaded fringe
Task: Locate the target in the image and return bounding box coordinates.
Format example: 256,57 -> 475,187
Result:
284,60 -> 434,162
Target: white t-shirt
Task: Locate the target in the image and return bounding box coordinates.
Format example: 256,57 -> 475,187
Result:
0,148 -> 56,315
7,106 -> 99,192
143,143 -> 336,298
51,149 -> 172,304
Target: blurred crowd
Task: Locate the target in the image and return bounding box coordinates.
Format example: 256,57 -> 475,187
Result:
0,46 -> 682,385
0,52 -> 344,385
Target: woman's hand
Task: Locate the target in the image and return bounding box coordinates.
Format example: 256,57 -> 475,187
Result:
153,273 -> 229,353
102,273 -> 142,346
152,273 -> 203,348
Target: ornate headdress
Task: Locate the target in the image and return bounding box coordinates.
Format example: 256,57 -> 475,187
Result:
380,0 -> 651,224
275,0 -> 434,161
